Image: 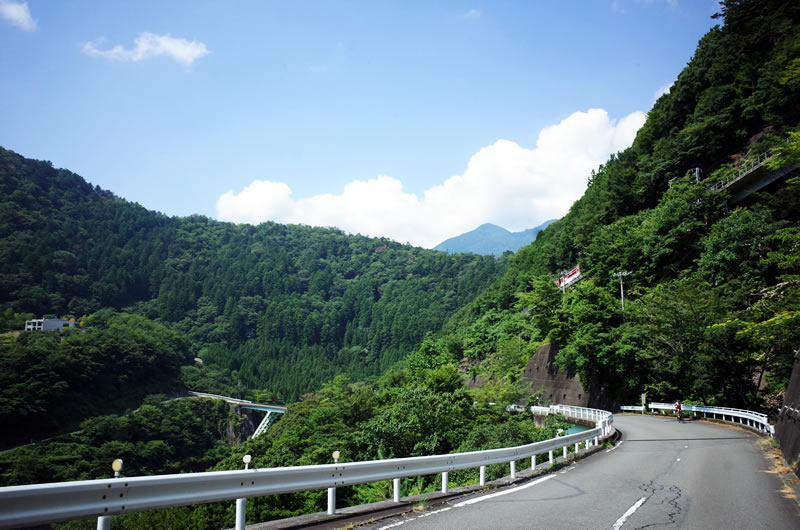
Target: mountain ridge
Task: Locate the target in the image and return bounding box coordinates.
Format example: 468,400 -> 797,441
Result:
0,145 -> 506,403
434,220 -> 557,255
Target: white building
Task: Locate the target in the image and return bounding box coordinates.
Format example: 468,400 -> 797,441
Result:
24,319 -> 80,332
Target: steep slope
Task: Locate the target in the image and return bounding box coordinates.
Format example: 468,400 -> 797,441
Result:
438,0 -> 800,411
433,220 -> 556,256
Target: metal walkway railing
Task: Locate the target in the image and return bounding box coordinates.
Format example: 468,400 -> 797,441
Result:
709,152 -> 776,191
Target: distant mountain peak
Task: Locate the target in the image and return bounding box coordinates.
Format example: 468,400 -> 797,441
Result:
471,223 -> 508,234
434,220 -> 556,256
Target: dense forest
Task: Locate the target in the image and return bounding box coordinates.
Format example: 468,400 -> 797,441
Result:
0,146 -> 504,411
440,0 -> 800,411
0,397 -> 235,487
0,310 -> 191,448
0,0 -> 799,528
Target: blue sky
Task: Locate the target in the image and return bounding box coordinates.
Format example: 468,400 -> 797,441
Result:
1,0 -> 720,247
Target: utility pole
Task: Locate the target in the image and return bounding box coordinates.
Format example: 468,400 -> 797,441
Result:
612,271 -> 630,311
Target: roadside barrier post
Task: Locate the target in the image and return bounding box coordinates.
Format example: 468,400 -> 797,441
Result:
97,459 -> 123,530
328,451 -> 340,514
236,455 -> 251,529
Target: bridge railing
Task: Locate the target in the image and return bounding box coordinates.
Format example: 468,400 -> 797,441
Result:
709,151 -> 775,191
0,405 -> 614,529
648,402 -> 774,436
188,391 -> 287,411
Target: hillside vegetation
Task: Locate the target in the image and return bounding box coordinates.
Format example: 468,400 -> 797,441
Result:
0,147 -> 504,408
440,0 -> 800,410
0,310 -> 190,448
1,1 -> 799,528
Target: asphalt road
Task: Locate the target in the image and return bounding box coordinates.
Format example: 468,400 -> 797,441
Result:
370,415 -> 800,529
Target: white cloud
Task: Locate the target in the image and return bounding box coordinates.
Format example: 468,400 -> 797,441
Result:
0,0 -> 36,31
216,108 -> 646,248
217,181 -> 293,225
82,32 -> 210,66
462,9 -> 481,19
654,82 -> 673,101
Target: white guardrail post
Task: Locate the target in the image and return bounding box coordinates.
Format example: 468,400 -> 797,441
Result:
0,405 -> 615,528
327,487 -> 336,514
96,459 -> 123,530
236,455 -> 251,529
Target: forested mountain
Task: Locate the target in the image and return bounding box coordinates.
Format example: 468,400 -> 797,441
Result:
437,0 -> 800,412
433,220 -> 556,256
1,2 -> 800,527
0,310 -> 191,448
0,146 -> 505,405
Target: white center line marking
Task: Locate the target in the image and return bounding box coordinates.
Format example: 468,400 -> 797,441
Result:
613,496 -> 647,529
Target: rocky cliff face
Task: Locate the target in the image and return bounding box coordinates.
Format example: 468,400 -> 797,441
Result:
224,405 -> 259,444
520,343 -> 616,410
521,343 -> 588,407
776,353 -> 800,477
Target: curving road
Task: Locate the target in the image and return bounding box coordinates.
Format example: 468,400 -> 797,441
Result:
370,415 -> 800,529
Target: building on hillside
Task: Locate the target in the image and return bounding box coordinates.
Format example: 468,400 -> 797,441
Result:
557,265 -> 583,291
24,318 -> 80,332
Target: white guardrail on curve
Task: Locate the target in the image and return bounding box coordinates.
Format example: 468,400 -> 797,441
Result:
0,405 -> 613,529
647,402 -> 774,436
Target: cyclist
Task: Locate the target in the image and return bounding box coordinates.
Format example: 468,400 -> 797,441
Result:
675,400 -> 683,421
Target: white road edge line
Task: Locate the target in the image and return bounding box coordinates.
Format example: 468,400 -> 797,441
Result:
607,440 -> 624,452
378,507 -> 452,529
453,474 -> 558,507
612,496 -> 647,529
379,469 -> 563,528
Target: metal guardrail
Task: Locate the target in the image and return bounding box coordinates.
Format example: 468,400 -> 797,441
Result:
0,405 -> 613,529
188,391 -> 287,411
188,390 -> 254,403
549,404 -> 611,423
709,152 -> 776,191
648,402 -> 774,436
620,405 -> 645,412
